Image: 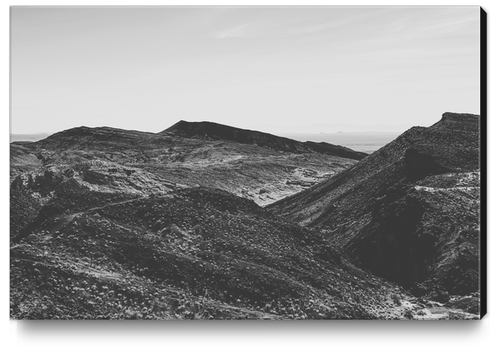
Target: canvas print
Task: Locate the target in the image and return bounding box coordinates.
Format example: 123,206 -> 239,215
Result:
10,6 -> 483,320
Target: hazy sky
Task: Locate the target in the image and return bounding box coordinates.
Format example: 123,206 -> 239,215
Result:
11,6 -> 480,134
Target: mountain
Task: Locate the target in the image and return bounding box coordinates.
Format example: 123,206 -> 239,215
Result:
10,122 -> 365,252
37,126 -> 154,149
11,122 -> 366,207
10,116 -> 480,320
268,113 -> 481,302
162,120 -> 368,160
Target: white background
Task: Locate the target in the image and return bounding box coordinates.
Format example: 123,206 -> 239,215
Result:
2,1 -> 488,346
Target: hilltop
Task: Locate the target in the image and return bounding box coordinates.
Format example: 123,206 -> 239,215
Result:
162,120 -> 368,160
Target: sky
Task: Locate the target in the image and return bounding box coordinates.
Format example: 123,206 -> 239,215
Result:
10,6 -> 481,135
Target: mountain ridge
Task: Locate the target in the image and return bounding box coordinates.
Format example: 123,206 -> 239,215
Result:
161,120 -> 368,160
268,112 -> 480,299
15,121 -> 368,161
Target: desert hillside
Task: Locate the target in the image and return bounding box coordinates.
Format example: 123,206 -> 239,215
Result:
269,113 -> 481,308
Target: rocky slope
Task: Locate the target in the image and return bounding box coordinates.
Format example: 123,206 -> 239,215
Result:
268,113 -> 481,306
11,182 -> 476,320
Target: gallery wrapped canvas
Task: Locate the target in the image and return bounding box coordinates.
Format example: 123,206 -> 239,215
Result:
10,6 -> 484,320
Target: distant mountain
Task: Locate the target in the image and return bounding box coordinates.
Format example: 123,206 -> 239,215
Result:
36,126 -> 154,149
10,122 -> 364,207
162,120 -> 368,160
278,131 -> 402,153
268,113 -> 481,301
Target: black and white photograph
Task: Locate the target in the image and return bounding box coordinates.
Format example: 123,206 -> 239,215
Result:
9,5 -> 483,322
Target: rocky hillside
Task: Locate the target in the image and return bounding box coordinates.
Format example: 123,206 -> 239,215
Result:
268,113 -> 481,304
11,181 -> 476,320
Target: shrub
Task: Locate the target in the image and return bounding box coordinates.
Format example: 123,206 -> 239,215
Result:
391,293 -> 402,306
404,309 -> 414,319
